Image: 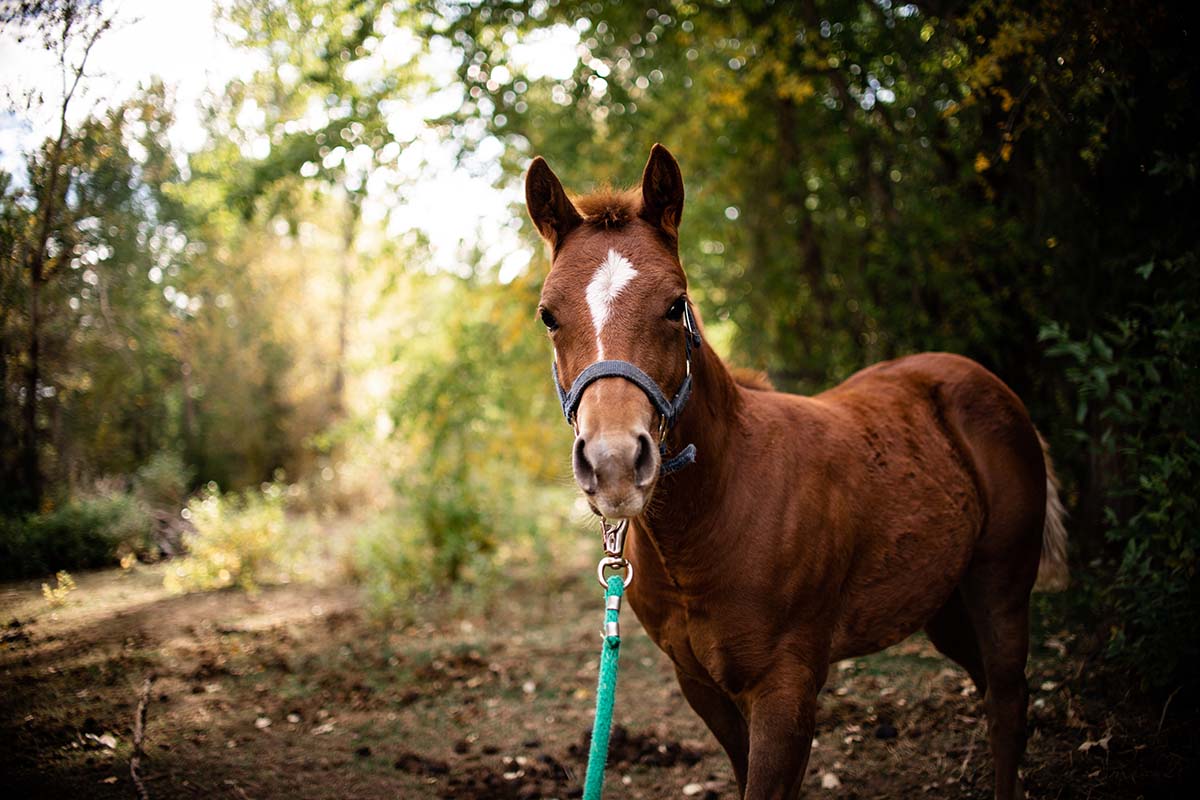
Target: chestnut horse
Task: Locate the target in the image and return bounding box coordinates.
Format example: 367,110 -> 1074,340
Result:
527,144 -> 1068,800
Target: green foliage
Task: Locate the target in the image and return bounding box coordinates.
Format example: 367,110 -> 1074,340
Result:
164,484 -> 293,594
351,511 -> 436,614
1041,255 -> 1200,690
134,450 -> 193,510
350,481 -> 578,618
0,495 -> 153,580
377,271 -> 572,588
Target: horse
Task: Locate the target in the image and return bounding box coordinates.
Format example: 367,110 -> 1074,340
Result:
526,144 -> 1068,800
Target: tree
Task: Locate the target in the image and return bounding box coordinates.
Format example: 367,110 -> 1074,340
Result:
1,0 -> 114,509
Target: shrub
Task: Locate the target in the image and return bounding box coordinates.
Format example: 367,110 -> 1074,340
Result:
164,484 -> 293,593
134,450 -> 192,510
351,512 -> 434,618
0,495 -> 154,580
133,451 -> 194,557
41,571 -> 77,607
1041,255 -> 1200,692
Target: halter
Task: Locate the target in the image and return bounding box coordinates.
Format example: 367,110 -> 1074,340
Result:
551,301 -> 702,476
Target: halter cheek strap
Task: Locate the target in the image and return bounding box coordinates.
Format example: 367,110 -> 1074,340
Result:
552,303 -> 702,477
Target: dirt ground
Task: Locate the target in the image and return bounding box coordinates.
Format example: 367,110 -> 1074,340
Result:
1,560 -> 1194,799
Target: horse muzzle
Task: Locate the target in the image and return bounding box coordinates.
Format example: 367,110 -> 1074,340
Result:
572,428 -> 659,518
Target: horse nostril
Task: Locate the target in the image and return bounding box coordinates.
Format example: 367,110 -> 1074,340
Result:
573,437 -> 598,494
634,432 -> 657,488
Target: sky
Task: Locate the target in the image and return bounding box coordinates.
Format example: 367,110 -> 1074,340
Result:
0,0 -> 580,279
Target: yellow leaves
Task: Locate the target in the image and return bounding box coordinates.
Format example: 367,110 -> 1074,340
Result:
42,571 -> 77,607
974,152 -> 992,173
165,486 -> 292,594
1000,143 -> 1014,163
996,86 -> 1016,112
775,75 -> 816,105
710,87 -> 750,117
764,57 -> 815,105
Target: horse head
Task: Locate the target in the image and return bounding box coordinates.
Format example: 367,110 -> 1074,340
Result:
527,144 -> 697,520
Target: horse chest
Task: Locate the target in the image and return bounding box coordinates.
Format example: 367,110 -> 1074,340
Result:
628,584 -> 761,695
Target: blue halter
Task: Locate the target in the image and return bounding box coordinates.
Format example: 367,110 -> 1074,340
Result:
552,302 -> 702,476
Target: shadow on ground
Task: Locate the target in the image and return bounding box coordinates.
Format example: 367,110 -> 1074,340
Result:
1,564 -> 1194,798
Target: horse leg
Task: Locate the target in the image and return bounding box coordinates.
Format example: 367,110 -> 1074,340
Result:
675,669 -> 749,795
742,664 -> 822,800
962,570 -> 1033,800
924,587 -> 988,694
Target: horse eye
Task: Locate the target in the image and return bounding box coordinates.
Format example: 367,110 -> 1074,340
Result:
666,297 -> 686,322
540,308 -> 559,331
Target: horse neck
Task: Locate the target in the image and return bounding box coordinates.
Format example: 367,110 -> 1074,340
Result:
639,340 -> 744,571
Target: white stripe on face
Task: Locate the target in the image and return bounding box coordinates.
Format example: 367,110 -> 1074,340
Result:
585,249 -> 638,359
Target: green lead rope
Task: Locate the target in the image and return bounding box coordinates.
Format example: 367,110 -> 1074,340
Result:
583,574 -> 625,800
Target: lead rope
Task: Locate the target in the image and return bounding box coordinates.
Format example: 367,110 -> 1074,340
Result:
583,519 -> 632,800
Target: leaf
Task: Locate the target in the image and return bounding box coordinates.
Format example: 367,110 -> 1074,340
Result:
1078,733 -> 1112,753
84,732 -> 118,749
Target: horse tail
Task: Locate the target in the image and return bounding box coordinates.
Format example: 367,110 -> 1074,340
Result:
1034,430 -> 1070,591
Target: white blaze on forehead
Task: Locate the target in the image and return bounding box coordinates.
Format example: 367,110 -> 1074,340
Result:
586,249 -> 638,359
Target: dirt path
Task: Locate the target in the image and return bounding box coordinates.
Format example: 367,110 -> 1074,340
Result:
1,564 -> 1193,798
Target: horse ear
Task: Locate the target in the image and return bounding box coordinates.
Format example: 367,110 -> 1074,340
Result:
639,143 -> 684,240
526,157 -> 582,249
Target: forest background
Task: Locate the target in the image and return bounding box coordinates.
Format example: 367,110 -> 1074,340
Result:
1,0 -> 1197,709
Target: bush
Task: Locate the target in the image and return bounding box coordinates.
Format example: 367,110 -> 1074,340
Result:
133,450 -> 194,557
134,450 -> 193,510
349,480 -> 580,619
0,495 -> 153,580
164,483 -> 293,593
1041,255 -> 1200,692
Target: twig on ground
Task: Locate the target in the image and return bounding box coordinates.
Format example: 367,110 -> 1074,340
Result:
131,674 -> 155,800
957,718 -> 982,781
1158,685 -> 1182,735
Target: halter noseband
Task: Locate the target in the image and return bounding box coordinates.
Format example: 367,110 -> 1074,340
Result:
551,302 -> 702,477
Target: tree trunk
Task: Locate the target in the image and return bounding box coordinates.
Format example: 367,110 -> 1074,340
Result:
331,196 -> 360,417
23,227 -> 45,510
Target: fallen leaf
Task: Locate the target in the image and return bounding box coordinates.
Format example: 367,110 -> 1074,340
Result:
682,783 -> 704,796
821,772 -> 842,789
84,732 -> 117,749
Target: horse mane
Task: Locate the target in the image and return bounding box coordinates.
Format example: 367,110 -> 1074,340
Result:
730,367 -> 774,391
572,186 -> 642,228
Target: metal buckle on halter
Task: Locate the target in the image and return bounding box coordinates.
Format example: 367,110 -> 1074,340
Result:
600,517 -> 628,558
596,518 -> 633,588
